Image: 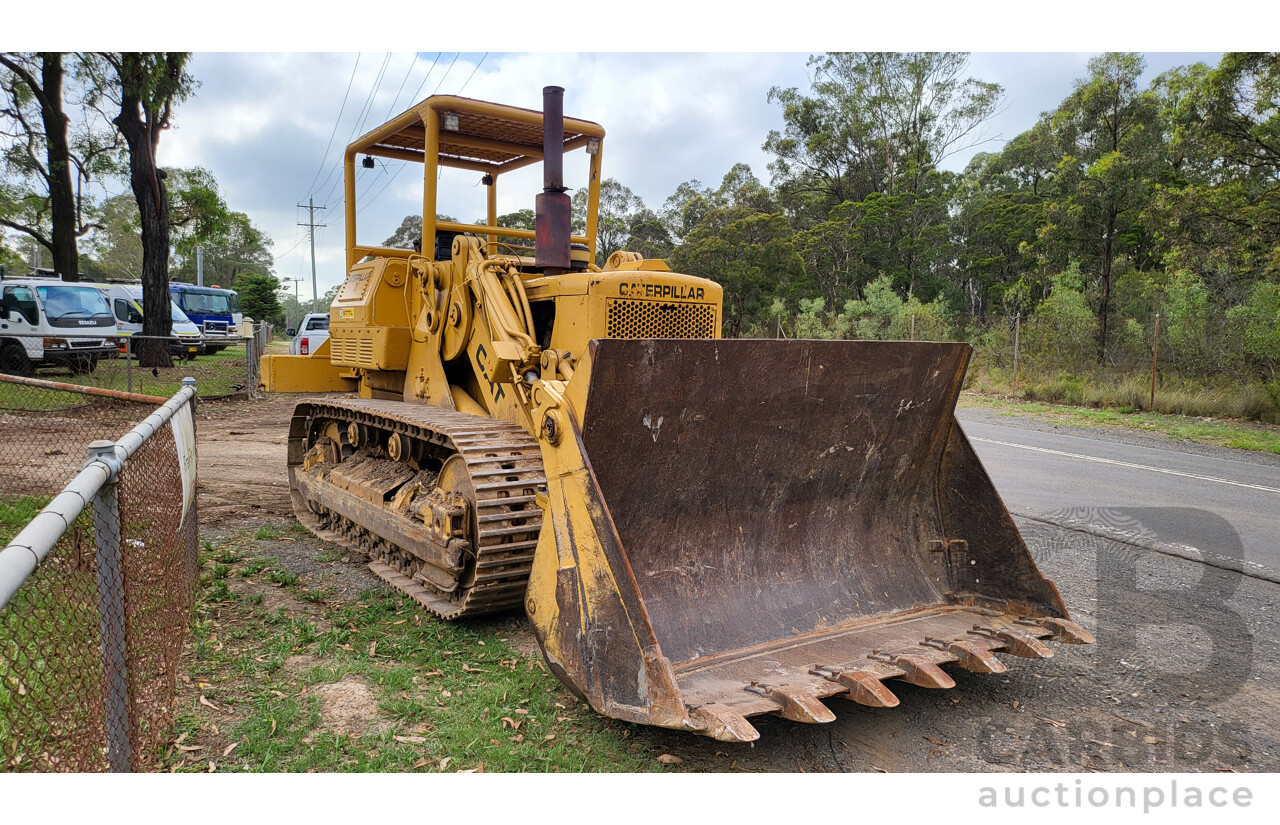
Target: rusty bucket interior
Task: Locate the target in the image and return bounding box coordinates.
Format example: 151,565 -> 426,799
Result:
568,338 -> 1090,739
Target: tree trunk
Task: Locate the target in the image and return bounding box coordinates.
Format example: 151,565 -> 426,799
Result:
39,54 -> 79,282
114,56 -> 173,368
1097,206 -> 1116,365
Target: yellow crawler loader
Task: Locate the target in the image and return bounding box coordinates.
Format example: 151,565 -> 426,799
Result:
261,87 -> 1092,742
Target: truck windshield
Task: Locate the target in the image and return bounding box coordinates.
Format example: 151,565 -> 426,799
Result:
36,285 -> 112,320
181,291 -> 232,314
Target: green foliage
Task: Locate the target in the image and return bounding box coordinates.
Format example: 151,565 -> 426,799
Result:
670,209 -> 803,337
1027,263 -> 1098,370
1231,281 -> 1280,374
232,272 -> 284,325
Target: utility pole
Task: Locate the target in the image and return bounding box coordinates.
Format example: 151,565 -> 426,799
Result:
197,245 -> 204,287
287,277 -> 303,329
297,197 -> 326,314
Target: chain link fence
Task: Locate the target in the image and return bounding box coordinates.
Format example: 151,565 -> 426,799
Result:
0,377 -> 199,772
0,323 -> 272,400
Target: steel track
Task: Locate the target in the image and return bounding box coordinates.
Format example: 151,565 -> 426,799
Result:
288,399 -> 545,618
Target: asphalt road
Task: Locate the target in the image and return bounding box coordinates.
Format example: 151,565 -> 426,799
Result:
957,416 -> 1280,583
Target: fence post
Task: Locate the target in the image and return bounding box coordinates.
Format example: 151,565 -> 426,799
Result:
1150,313 -> 1161,412
87,439 -> 130,773
245,327 -> 256,399
125,337 -> 133,395
1013,312 -> 1021,395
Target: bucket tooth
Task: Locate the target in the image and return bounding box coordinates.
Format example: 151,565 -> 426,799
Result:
687,703 -> 761,743
931,638 -> 1007,674
745,683 -> 836,724
971,625 -> 1054,659
811,666 -> 900,708
1032,617 -> 1095,644
870,651 -> 956,689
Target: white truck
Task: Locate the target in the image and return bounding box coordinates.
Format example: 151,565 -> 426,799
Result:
288,313 -> 330,356
96,283 -> 206,360
0,275 -> 118,375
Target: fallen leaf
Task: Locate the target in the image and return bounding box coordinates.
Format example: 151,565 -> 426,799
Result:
222,742 -> 239,757
514,708 -> 529,715
924,736 -> 949,746
423,670 -> 443,677
412,758 -> 430,768
462,664 -> 488,673
1040,717 -> 1067,728
657,754 -> 683,765
510,734 -> 524,743
554,702 -> 566,710
440,689 -> 452,699
501,717 -> 522,730
439,756 -> 453,771
1143,736 -> 1165,745
394,735 -> 427,744
174,733 -> 188,746
544,734 -> 555,741
1011,700 -> 1020,710
369,641 -> 377,657
489,739 -> 501,746
198,695 -> 226,712
269,718 -> 277,735
208,761 -> 217,773
176,745 -> 203,753
477,640 -> 485,646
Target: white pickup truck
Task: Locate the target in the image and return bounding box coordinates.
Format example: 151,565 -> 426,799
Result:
288,313 -> 330,356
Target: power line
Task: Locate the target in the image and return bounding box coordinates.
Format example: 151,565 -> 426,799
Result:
318,52 -> 447,222
432,53 -> 460,96
405,53 -> 444,108
456,53 -> 488,96
313,52 -> 392,209
381,53 -> 419,123
307,53 -> 362,197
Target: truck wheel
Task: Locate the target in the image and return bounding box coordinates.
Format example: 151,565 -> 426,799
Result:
0,341 -> 31,376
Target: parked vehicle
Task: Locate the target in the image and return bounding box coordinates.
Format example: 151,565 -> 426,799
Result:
96,284 -> 206,359
170,284 -> 242,353
0,274 -> 117,375
288,312 -> 330,355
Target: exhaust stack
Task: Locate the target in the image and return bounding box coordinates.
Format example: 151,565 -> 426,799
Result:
535,86 -> 571,274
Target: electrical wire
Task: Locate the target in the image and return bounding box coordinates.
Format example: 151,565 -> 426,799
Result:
307,54 -> 361,197
456,53 -> 488,96
381,53 -> 419,123
313,53 -> 392,209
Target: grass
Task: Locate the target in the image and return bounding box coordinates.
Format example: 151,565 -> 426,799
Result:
1,495 -> 104,771
2,345 -> 249,401
966,365 -> 1280,424
960,393 -> 1280,454
161,528 -> 671,773
0,495 -> 51,544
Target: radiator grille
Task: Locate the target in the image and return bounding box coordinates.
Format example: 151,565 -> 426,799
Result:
331,335 -> 375,367
606,300 -> 716,339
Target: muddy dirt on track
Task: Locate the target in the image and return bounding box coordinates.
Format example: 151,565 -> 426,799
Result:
195,394 -> 1280,772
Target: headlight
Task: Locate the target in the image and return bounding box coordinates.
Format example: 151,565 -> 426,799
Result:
42,338 -> 68,349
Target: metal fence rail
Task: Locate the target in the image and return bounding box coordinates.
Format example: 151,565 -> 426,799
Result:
0,378 -> 199,772
0,323 -> 272,399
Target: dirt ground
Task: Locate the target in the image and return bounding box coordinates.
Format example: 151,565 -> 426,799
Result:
185,393 -> 1278,772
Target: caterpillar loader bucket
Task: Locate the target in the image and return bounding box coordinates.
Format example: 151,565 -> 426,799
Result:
526,338 -> 1092,741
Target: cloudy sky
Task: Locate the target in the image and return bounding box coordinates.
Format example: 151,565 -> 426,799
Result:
14,1 -> 1257,304
143,50 -> 1224,304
